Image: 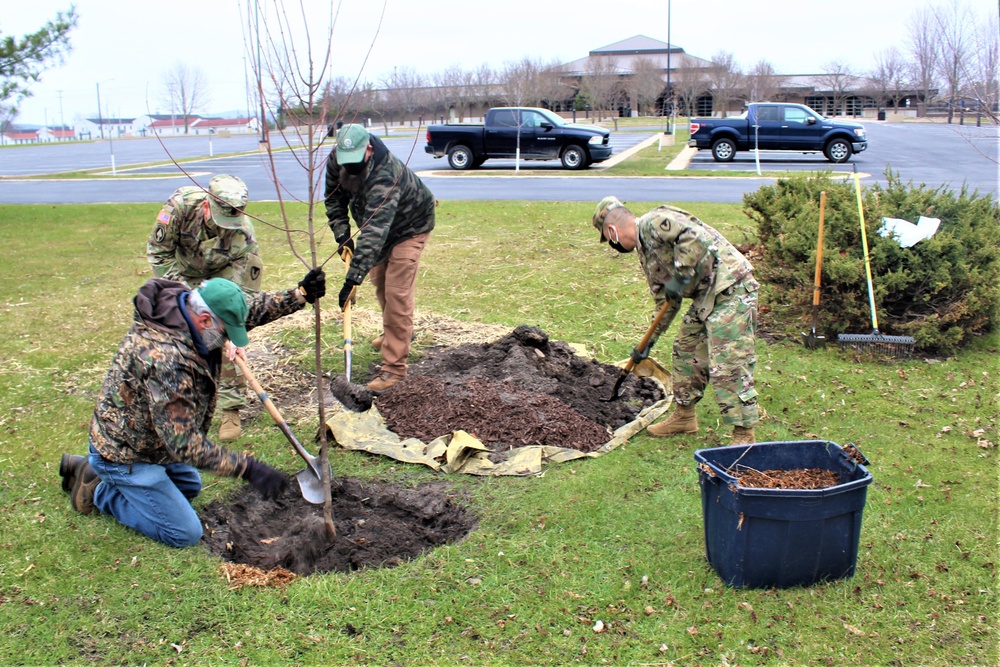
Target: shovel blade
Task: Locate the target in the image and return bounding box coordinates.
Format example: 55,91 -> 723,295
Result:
801,331 -> 826,349
295,467 -> 326,504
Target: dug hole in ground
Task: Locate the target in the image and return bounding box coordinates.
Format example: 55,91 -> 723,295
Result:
202,312 -> 670,580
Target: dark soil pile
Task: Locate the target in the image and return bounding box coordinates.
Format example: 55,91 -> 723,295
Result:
202,478 -> 477,576
735,467 -> 842,489
376,325 -> 664,453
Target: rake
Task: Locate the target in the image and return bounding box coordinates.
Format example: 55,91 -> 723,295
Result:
837,165 -> 915,358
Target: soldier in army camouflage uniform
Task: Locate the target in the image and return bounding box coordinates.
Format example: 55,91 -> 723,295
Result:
592,197 -> 760,445
147,175 -> 263,441
325,124 -> 435,393
57,273 -> 325,547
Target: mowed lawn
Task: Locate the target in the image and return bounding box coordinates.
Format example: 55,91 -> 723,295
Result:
0,200 -> 995,666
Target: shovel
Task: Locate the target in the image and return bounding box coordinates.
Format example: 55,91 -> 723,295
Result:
606,299 -> 673,401
342,248 -> 354,382
802,190 -> 827,349
232,354 -> 327,504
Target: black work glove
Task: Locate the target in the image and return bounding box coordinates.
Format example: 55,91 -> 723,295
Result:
335,233 -> 355,261
630,342 -> 652,365
298,268 -> 326,303
241,457 -> 287,499
339,278 -> 360,311
662,273 -> 691,301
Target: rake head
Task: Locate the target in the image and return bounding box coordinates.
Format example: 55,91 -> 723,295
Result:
837,331 -> 915,358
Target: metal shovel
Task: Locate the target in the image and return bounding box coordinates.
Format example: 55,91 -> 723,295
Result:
606,299 -> 673,401
232,354 -> 327,504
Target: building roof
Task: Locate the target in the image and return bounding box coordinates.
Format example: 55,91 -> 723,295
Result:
561,34 -> 712,76
192,117 -> 254,128
85,117 -> 136,124
3,131 -> 39,139
149,117 -> 201,128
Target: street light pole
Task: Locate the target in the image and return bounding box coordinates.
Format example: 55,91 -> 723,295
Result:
666,0 -> 672,135
95,82 -> 104,140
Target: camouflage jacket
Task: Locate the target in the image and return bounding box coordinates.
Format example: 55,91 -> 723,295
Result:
324,134 -> 435,285
89,279 -> 303,475
147,186 -> 263,292
636,205 -> 758,334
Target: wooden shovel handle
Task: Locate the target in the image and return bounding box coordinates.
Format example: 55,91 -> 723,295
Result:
813,191 -> 826,307
625,299 -> 674,374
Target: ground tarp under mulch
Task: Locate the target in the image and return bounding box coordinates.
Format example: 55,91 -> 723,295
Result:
326,326 -> 671,475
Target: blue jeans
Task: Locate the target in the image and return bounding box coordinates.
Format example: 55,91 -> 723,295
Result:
89,443 -> 204,548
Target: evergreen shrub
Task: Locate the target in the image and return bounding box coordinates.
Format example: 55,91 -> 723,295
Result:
743,171 -> 1000,355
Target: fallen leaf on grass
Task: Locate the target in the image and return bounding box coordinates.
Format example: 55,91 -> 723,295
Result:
844,623 -> 864,636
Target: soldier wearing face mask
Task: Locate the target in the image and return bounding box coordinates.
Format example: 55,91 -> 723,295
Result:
147,175 -> 263,442
325,124 -> 435,393
57,273 -> 326,547
592,197 -> 761,446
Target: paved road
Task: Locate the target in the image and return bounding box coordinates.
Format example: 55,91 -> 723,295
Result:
0,122 -> 995,204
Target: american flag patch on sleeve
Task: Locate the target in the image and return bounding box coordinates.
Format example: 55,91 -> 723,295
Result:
156,210 -> 171,225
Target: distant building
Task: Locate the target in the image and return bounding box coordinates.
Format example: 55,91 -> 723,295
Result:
189,117 -> 258,135
1,129 -> 40,145
38,126 -> 76,142
75,117 -> 136,140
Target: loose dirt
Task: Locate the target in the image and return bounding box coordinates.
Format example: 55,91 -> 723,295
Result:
201,322 -> 664,577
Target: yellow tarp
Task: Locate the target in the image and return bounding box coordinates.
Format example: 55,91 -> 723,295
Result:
325,357 -> 672,476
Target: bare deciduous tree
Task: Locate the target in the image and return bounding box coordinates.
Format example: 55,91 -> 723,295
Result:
581,57 -> 623,127
933,0 -> 975,123
745,60 -> 782,103
969,12 -> 1000,121
906,6 -> 941,116
707,51 -> 742,117
163,62 -> 209,134
629,57 -> 665,116
672,54 -> 710,117
818,61 -> 856,116
871,47 -> 909,111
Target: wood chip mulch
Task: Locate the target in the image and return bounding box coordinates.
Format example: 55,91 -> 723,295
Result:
219,562 -> 297,589
733,467 -> 842,490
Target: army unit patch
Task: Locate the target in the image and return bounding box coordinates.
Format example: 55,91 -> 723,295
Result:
154,225 -> 167,243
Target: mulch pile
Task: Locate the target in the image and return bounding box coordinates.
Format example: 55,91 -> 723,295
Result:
375,325 -> 664,454
734,467 -> 842,489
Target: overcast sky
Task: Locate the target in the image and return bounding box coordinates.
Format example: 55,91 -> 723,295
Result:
7,0 -> 997,126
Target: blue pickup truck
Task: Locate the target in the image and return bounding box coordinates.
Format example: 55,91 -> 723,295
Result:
688,102 -> 868,163
424,107 -> 612,170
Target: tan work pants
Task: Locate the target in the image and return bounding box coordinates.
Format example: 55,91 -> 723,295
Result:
368,232 -> 430,377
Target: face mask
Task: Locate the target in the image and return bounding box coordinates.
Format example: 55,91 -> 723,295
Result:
606,225 -> 632,254
342,159 -> 367,176
201,318 -> 228,351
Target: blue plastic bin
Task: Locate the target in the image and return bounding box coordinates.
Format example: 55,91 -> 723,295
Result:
694,440 -> 873,589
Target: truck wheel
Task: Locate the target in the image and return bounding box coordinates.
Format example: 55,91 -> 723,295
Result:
447,145 -> 475,170
561,145 -> 588,170
825,139 -> 851,163
711,138 -> 736,162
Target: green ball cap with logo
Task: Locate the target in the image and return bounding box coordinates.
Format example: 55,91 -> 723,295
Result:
197,278 -> 250,347
336,124 -> 370,164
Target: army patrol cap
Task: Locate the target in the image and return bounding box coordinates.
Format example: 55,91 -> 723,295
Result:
336,124 -> 370,164
593,196 -> 626,241
197,278 -> 250,347
208,175 -> 249,230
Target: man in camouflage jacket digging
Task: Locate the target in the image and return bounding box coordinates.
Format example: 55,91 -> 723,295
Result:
147,174 -> 262,441
325,124 -> 435,393
592,197 -> 760,445
58,272 -> 325,547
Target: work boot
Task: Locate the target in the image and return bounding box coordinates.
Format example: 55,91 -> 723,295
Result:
730,426 -> 756,446
218,410 -> 242,441
59,453 -> 86,494
371,334 -> 384,351
367,371 -> 402,393
69,458 -> 100,515
647,404 -> 698,437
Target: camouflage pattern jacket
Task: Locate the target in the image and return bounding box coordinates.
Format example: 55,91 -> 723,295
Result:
89,279 -> 303,475
147,186 -> 263,292
324,134 -> 435,285
636,205 -> 759,335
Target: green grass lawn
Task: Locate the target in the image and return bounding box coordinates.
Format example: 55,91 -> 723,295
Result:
0,200 -> 995,666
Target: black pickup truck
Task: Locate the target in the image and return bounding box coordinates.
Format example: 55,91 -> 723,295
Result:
424,107 -> 612,170
688,102 -> 868,163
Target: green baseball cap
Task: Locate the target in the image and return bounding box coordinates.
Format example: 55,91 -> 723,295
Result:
336,124 -> 370,164
197,278 -> 249,347
593,196 -> 625,241
208,175 -> 249,230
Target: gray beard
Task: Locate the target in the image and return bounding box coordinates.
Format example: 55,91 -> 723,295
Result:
201,325 -> 228,351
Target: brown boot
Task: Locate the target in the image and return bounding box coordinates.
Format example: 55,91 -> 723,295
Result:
59,453 -> 86,494
371,334 -> 384,351
367,371 -> 402,393
730,426 -> 756,446
218,410 -> 242,441
69,458 -> 100,515
647,404 -> 698,437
